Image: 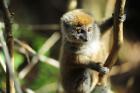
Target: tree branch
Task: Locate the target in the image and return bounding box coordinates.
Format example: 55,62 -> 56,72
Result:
99,0 -> 126,85
0,0 -> 15,92
15,32 -> 60,79
0,31 -> 23,93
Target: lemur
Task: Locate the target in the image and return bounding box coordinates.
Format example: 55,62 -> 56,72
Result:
59,9 -> 113,93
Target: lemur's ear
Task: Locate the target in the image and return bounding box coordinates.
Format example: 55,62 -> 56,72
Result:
99,17 -> 113,34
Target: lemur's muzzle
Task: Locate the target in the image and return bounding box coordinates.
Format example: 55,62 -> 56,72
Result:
79,33 -> 88,42
72,26 -> 89,42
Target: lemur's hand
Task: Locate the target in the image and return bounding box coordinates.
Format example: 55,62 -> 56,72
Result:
119,14 -> 126,22
99,66 -> 109,74
88,63 -> 109,74
112,13 -> 126,22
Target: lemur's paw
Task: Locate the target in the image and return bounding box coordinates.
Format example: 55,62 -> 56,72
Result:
99,66 -> 109,74
119,14 -> 126,22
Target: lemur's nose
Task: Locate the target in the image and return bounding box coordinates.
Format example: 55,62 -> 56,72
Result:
79,32 -> 88,42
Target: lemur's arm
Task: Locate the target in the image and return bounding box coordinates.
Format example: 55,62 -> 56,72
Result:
99,13 -> 126,34
87,63 -> 109,74
75,62 -> 109,74
99,17 -> 113,34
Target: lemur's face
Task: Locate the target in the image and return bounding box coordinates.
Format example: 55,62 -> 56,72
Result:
61,10 -> 100,43
61,9 -> 100,44
62,23 -> 98,43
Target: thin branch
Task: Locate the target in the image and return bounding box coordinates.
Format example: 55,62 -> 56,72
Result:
67,0 -> 77,11
39,55 -> 59,68
99,0 -> 126,85
28,24 -> 60,31
0,0 -> 13,55
35,82 -> 57,93
18,54 -> 59,79
16,32 -> 60,79
0,56 -> 6,72
25,88 -> 35,93
14,39 -> 36,55
14,39 -> 59,67
1,23 -> 60,31
0,31 -> 23,93
105,0 -> 126,68
0,0 -> 14,92
110,62 -> 140,76
38,32 -> 60,54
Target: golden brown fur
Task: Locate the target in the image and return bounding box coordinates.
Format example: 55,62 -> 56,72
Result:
59,9 -> 112,93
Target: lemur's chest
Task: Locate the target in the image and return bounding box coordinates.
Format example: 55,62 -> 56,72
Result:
61,42 -> 108,66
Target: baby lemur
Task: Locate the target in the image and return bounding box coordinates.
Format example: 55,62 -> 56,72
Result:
60,9 -> 113,93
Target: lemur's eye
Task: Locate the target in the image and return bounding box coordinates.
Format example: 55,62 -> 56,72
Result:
80,29 -> 85,33
77,29 -> 81,33
76,27 -> 81,33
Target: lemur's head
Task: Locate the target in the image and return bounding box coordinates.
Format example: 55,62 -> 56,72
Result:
61,9 -> 100,44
